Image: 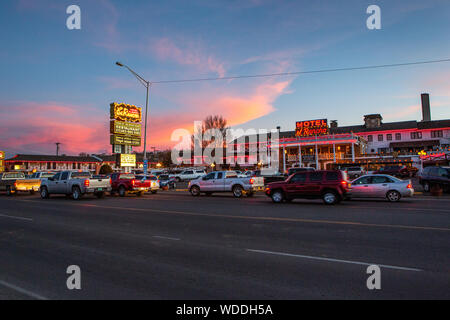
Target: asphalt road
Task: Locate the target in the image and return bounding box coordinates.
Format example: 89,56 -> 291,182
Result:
0,190 -> 449,300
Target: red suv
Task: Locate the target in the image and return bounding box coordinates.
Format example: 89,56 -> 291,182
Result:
265,170 -> 351,204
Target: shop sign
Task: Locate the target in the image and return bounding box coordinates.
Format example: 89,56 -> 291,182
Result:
118,153 -> 136,167
295,119 -> 328,137
110,134 -> 141,147
110,103 -> 142,123
110,121 -> 141,137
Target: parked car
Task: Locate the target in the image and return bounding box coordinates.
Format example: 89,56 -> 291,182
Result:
40,171 -> 111,200
244,169 -> 287,184
110,172 -> 150,197
135,175 -> 160,194
157,174 -> 176,190
188,170 -> 265,198
173,169 -> 206,182
0,172 -> 41,195
287,167 -> 315,176
373,165 -> 418,178
418,166 -> 450,192
350,174 -> 414,202
265,170 -> 351,204
344,166 -> 365,179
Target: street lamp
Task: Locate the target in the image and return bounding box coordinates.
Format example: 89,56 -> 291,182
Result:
115,61 -> 151,175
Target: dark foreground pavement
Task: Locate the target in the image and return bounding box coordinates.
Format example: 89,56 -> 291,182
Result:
0,191 -> 449,299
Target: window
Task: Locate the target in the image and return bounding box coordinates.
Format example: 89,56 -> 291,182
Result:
216,172 -> 223,179
52,162 -> 56,170
309,172 -> 323,182
378,134 -> 383,142
184,170 -> 193,175
203,173 -> 215,180
53,172 -> 62,180
387,134 -> 392,141
431,130 -> 443,138
367,135 -> 373,142
61,172 -> 69,180
372,176 -> 394,184
411,132 -> 422,139
395,133 -> 401,140
291,173 -> 307,183
353,176 -> 371,185
325,172 -> 339,181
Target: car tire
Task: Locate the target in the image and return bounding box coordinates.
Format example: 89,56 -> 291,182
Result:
40,186 -> 49,199
72,186 -> 82,200
386,190 -> 401,202
423,182 -> 430,192
190,186 -> 200,196
322,191 -> 338,205
232,185 -> 243,198
118,186 -> 126,197
271,190 -> 284,203
95,192 -> 104,199
6,186 -> 13,196
176,177 -> 181,182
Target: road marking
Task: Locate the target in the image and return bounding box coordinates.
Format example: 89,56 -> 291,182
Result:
246,249 -> 423,272
152,235 -> 180,241
0,213 -> 33,222
0,280 -> 49,300
11,199 -> 450,232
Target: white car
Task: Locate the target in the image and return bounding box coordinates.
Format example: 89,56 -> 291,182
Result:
350,174 -> 414,202
173,169 -> 206,182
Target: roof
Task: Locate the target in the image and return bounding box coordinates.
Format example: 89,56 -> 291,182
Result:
329,121 -> 418,134
390,140 -> 440,148
5,154 -> 102,162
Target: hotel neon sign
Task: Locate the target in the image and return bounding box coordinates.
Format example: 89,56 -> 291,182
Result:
295,119 -> 329,137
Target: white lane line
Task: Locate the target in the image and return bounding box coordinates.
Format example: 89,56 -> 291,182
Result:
247,249 -> 423,272
0,213 -> 33,222
0,280 -> 48,300
152,235 -> 180,241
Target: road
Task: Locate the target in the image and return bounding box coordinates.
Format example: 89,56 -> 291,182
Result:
0,190 -> 449,300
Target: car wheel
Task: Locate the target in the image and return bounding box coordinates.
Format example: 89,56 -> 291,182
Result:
118,186 -> 126,197
95,192 -> 104,199
176,177 -> 181,182
72,186 -> 82,200
190,186 -> 200,196
271,190 -> 284,203
40,186 -> 49,199
386,190 -> 401,202
322,191 -> 338,205
423,182 -> 430,192
232,185 -> 243,198
6,186 -> 13,196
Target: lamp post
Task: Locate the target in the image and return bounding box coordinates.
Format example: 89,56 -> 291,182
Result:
115,61 -> 151,175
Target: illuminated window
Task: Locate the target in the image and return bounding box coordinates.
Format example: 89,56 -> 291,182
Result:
367,135 -> 373,142
378,134 -> 383,141
411,132 -> 422,139
386,134 -> 392,141
431,130 -> 443,138
395,133 -> 401,140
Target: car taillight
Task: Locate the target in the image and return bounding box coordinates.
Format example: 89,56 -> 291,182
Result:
407,183 -> 413,189
109,178 -> 112,185
341,180 -> 349,188
131,179 -> 135,186
249,178 -> 254,184
84,179 -> 89,187
14,182 -> 17,187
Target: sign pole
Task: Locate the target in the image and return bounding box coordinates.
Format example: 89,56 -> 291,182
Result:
143,82 -> 150,175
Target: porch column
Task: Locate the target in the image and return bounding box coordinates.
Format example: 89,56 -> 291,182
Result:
351,143 -> 355,163
333,140 -> 336,163
315,136 -> 319,169
298,145 -> 302,167
282,145 -> 286,173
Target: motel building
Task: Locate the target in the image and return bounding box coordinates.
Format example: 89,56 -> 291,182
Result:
229,94 -> 450,171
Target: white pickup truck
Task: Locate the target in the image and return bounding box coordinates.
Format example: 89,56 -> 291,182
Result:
40,171 -> 111,200
188,171 -> 265,198
173,169 -> 206,182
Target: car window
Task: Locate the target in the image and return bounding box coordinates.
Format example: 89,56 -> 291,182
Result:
291,173 -> 307,183
216,172 -> 223,179
53,172 -> 62,180
185,170 -> 193,174
438,168 -> 448,177
309,172 -> 323,182
225,172 -> 238,178
61,172 -> 69,180
195,170 -> 204,173
203,173 -> 215,180
353,176 -> 372,185
325,171 -> 340,181
372,176 -> 393,184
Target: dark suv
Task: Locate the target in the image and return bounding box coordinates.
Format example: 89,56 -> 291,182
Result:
265,170 -> 351,204
418,166 -> 450,192
374,165 -> 418,178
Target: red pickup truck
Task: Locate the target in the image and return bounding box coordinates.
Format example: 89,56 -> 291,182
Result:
110,173 -> 150,197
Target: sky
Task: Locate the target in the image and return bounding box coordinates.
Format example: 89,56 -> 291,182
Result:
0,0 -> 449,157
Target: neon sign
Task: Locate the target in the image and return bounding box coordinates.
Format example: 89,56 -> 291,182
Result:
110,103 -> 142,123
295,119 -> 328,137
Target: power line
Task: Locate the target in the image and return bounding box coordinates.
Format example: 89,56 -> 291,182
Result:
152,58 -> 450,84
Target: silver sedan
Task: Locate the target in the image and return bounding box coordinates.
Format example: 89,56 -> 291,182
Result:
350,174 -> 414,202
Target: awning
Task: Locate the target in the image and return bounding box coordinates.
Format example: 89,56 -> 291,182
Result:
390,140 -> 440,148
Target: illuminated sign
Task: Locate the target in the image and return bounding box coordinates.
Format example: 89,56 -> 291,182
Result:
295,119 -> 328,137
110,135 -> 141,147
118,153 -> 136,167
110,121 -> 141,137
110,103 -> 142,123
0,151 -> 4,172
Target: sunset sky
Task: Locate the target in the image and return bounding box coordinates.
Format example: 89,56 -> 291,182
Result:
1,0 -> 449,157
